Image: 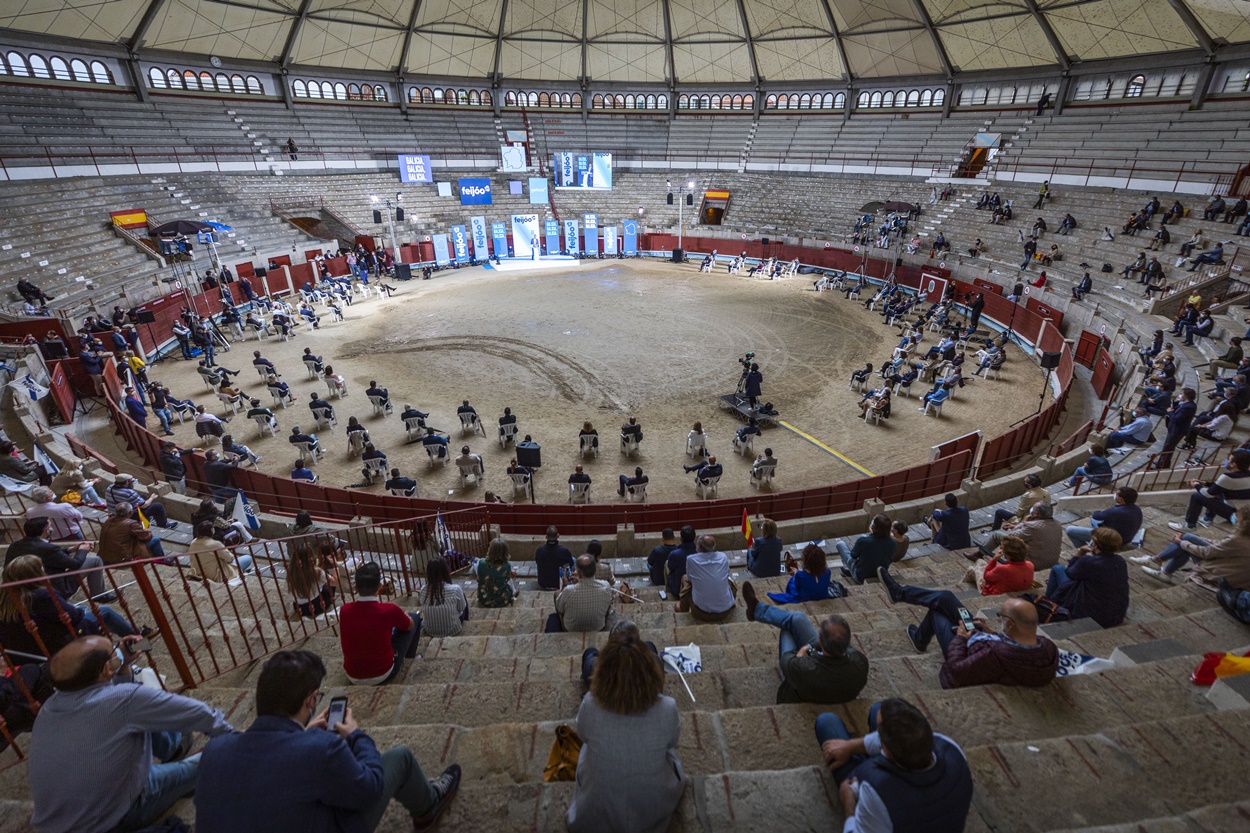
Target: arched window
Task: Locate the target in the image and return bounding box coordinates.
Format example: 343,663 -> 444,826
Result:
482,90 -> 492,105
561,92 -> 572,106
933,88 -> 945,106
198,71 -> 213,90
906,89 -> 919,106
765,94 -> 777,108
776,94 -> 787,108
678,94 -> 688,108
27,54 -> 49,79
721,94 -> 732,108
917,89 -> 930,106
328,82 -> 342,99
182,70 -> 197,89
317,81 -> 331,98
66,59 -> 88,82
166,68 -> 182,88
361,85 -> 375,101
644,94 -> 654,108
148,67 -> 166,88
453,89 -> 464,104
710,94 -> 721,109
542,91 -> 553,106
655,93 -> 665,108
832,92 -> 844,109
90,61 -> 110,84
1126,74 -> 1145,97
593,93 -> 604,108
695,94 -> 706,108
522,91 -> 534,106
505,90 -> 516,105
408,87 -> 419,102
246,76 -> 262,94
637,95 -> 647,109
470,89 -> 481,105
7,52 -> 29,76
306,81 -> 321,98
349,83 -> 362,99
731,94 -> 743,110
881,91 -> 893,107
431,88 -> 444,103
215,72 -> 229,91
374,85 -> 386,101
231,75 -> 246,93
869,91 -> 882,107
49,56 -> 69,80
856,91 -> 869,107
797,93 -> 809,109
818,93 -> 830,108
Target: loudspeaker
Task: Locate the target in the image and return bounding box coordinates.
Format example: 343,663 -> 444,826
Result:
395,207 -> 404,222
761,237 -> 770,245
671,248 -> 684,263
135,310 -> 156,324
1039,351 -> 1062,370
394,263 -> 412,280
373,209 -> 383,224
254,267 -> 267,278
895,257 -> 903,267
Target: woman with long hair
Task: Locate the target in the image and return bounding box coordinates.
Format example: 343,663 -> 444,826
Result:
286,542 -> 335,618
768,544 -> 836,604
0,556 -> 137,658
568,621 -> 685,833
476,537 -> 515,608
420,557 -> 468,637
579,421 -> 599,450
746,518 -> 783,577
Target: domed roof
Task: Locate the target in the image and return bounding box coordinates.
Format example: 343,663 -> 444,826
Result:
1,0 -> 1245,82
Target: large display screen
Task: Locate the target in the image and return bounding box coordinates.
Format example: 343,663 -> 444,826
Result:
553,152 -> 612,189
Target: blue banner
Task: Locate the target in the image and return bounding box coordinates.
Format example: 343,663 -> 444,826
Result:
529,177 -> 549,205
511,214 -> 541,260
603,226 -> 618,255
469,216 -> 488,260
623,219 -> 638,254
491,222 -> 508,257
458,177 -> 492,205
544,220 -> 560,254
432,234 -> 451,266
564,219 -> 579,255
450,225 -> 469,262
583,213 -> 598,254
553,152 -> 613,189
397,154 -> 433,183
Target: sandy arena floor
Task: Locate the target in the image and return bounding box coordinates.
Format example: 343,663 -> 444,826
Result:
130,260 -> 1050,504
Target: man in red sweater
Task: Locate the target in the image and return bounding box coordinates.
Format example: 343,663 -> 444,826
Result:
339,563 -> 422,685
878,567 -> 1058,689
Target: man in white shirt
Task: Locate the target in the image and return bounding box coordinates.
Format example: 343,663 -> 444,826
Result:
25,486 -> 84,540
545,555 -> 614,633
676,535 -> 738,622
1107,406 -> 1154,452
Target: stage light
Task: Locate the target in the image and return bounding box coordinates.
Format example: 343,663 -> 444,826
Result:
687,180 -> 694,190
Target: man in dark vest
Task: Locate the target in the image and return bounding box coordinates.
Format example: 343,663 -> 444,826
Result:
815,697 -> 972,833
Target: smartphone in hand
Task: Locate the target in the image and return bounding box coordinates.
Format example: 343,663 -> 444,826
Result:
326,695 -> 348,730
957,607 -> 976,632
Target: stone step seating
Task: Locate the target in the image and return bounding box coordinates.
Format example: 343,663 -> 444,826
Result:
668,117 -> 752,158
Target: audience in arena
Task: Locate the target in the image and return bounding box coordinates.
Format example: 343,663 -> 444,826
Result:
476,537 -> 516,607
534,526 -> 574,591
676,535 -> 737,622
926,493 -> 971,550
1065,486 -> 1143,550
745,518 -> 783,577
767,544 -> 841,604
836,514 -> 896,584
546,554 -> 615,633
978,501 -> 1062,569
1039,527 -> 1129,628
338,562 -> 421,685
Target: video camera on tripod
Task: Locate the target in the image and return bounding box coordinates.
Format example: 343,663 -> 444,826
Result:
736,352 -> 757,393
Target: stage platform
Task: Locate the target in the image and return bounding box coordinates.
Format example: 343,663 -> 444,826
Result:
483,255 -> 582,272
718,393 -> 779,426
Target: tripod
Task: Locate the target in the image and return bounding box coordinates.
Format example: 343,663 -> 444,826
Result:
1013,366 -> 1053,427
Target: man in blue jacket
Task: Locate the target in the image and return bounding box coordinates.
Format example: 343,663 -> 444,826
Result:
195,650 -> 460,832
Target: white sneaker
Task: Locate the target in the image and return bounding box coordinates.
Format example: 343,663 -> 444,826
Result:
1142,566 -> 1176,582
1167,522 -> 1194,532
1129,555 -> 1156,564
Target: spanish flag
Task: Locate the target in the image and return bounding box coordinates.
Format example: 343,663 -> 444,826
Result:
1191,650 -> 1250,686
741,508 -> 753,549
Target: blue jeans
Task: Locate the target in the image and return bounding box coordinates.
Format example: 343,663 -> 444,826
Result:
153,407 -> 172,434
1156,534 -> 1208,574
235,553 -> 255,574
211,486 -> 241,503
111,732 -> 199,832
1068,466 -> 1112,488
754,602 -> 819,671
1065,518 -> 1102,549
895,584 -> 962,657
147,537 -> 166,560
80,604 -> 135,637
1045,563 -> 1069,596
1106,430 -> 1144,450
814,703 -> 883,784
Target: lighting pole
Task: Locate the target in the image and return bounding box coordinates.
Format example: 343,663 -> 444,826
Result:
667,179 -> 696,256
371,192 -> 404,265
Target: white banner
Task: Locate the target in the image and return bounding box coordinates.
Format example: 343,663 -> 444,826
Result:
7,374 -> 49,402
511,214 -> 541,259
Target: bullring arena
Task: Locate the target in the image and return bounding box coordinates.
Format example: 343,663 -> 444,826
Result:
0,0 -> 1249,831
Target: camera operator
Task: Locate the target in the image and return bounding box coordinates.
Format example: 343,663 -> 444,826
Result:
740,355 -> 763,410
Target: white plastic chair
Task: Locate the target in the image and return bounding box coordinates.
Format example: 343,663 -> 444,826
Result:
697,474 -> 721,499
983,363 -> 1003,381
199,372 -> 218,392
295,441 -> 321,465
686,431 -> 709,458
251,414 -> 276,438
390,484 -> 418,497
254,366 -> 270,384
620,433 -> 640,457
626,481 -> 648,503
580,434 -> 599,458
312,407 -> 336,431
510,471 -> 532,496
864,404 -> 886,426
457,456 -> 484,487
569,481 -> 592,504
921,395 -> 947,417
733,433 -> 755,456
267,385 -> 289,409
459,412 -> 486,437
347,430 -> 368,457
893,378 -> 914,397
216,392 -> 241,416
362,457 -> 388,484
405,417 -> 426,442
325,377 -> 347,400
499,422 -> 519,448
751,464 -> 776,489
303,359 -> 321,380
849,377 -> 867,393
425,444 -> 448,467
368,395 -> 389,417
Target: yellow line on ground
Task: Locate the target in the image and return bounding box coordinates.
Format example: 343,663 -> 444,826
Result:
778,420 -> 875,478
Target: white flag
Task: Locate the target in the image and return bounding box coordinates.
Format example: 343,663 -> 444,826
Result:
0,473 -> 35,494
33,442 -> 59,476
231,491 -> 261,531
7,374 -> 49,402
435,512 -> 454,554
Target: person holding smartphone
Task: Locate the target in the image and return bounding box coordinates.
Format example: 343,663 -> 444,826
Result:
195,650 -> 460,832
876,566 -> 1058,689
